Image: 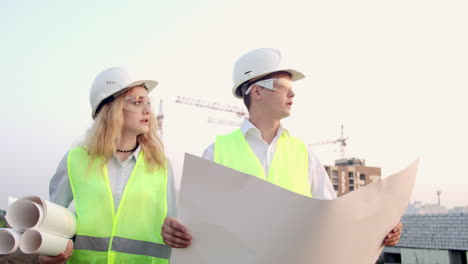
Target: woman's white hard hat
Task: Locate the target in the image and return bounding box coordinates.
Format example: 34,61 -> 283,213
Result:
89,67 -> 158,118
232,48 -> 305,99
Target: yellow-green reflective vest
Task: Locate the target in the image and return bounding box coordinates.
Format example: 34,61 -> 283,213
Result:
214,129 -> 312,197
67,147 -> 170,264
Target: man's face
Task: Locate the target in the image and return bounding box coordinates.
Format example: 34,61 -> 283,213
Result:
254,72 -> 295,120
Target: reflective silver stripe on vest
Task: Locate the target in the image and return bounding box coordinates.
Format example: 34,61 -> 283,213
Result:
74,235 -> 110,252
112,236 -> 171,259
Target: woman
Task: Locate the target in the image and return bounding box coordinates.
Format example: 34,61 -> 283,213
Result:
39,67 -> 176,264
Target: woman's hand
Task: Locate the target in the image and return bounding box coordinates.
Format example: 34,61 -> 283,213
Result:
161,217 -> 192,248
37,240 -> 73,264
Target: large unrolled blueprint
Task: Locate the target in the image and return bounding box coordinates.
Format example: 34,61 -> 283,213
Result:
171,154 -> 418,264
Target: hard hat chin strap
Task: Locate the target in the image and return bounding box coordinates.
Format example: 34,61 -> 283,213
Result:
94,96 -> 116,118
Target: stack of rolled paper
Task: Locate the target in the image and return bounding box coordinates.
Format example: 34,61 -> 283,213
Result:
0,196 -> 76,256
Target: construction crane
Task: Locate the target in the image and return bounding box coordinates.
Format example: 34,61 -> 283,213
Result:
175,96 -> 349,157
207,117 -> 241,126
156,99 -> 164,138
309,125 -> 349,159
175,96 -> 247,125
437,190 -> 442,206
175,96 -> 247,118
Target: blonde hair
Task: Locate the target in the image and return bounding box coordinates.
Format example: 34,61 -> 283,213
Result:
82,89 -> 166,171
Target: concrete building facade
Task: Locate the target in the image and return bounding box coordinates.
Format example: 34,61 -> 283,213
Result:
324,158 -> 381,196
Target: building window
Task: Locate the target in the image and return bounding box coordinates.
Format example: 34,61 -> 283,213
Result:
359,173 -> 366,186
331,170 -> 338,186
449,250 -> 467,264
382,252 -> 401,263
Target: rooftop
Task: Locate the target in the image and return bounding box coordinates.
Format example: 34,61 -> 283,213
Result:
397,213 -> 468,250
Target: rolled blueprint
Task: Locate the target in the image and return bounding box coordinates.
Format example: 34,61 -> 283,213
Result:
0,228 -> 22,254
5,199 -> 44,231
19,229 -> 70,256
6,196 -> 76,238
8,197 -> 17,206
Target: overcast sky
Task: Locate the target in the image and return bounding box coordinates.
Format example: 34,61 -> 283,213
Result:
1,0 -> 467,210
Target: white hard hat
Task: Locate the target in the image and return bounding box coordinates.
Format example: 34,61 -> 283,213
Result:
89,67 -> 158,118
232,48 -> 305,99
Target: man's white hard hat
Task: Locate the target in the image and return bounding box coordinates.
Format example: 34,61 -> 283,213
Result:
89,67 -> 158,118
232,48 -> 305,99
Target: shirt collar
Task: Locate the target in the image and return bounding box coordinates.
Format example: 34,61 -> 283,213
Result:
113,145 -> 141,163
240,118 -> 290,138
131,145 -> 141,160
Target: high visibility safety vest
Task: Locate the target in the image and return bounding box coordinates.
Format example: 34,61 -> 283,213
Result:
214,129 -> 312,197
67,147 -> 170,264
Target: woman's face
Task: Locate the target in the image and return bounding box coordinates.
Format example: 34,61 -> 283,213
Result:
121,86 -> 151,136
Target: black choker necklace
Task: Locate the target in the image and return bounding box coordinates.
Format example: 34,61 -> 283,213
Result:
117,145 -> 138,153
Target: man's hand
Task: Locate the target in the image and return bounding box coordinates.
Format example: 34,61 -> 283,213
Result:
37,240 -> 73,264
383,222 -> 403,246
161,217 -> 192,248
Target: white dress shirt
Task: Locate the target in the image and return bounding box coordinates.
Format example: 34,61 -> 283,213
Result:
202,119 -> 337,200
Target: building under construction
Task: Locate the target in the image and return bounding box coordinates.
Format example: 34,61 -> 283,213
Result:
324,158 -> 381,197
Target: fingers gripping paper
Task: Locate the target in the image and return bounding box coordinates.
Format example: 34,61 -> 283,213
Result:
172,154 -> 418,264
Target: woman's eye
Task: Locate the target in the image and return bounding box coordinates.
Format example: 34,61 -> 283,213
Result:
132,101 -> 142,106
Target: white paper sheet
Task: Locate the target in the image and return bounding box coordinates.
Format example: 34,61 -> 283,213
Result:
19,229 -> 70,256
172,154 -> 418,264
0,228 -> 22,254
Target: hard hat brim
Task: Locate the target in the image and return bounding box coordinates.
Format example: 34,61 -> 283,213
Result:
125,80 -> 158,93
91,79 -> 158,118
232,69 -> 305,99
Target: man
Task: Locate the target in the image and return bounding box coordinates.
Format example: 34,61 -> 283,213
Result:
162,48 -> 402,248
